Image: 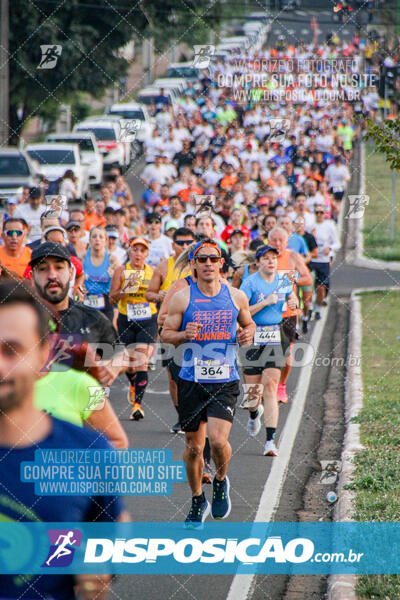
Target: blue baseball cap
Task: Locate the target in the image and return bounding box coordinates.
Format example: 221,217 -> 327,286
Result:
6,197 -> 18,204
255,245 -> 279,259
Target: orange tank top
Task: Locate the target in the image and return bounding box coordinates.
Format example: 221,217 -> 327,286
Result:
277,249 -> 299,318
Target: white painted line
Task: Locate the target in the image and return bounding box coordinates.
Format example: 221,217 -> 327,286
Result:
227,307 -> 330,600
146,388 -> 170,394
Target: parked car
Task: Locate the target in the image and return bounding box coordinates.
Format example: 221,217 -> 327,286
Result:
45,131 -> 103,185
106,102 -> 155,146
136,87 -> 178,115
0,147 -> 40,202
26,143 -> 89,198
163,63 -> 202,83
152,78 -> 187,96
73,118 -> 130,171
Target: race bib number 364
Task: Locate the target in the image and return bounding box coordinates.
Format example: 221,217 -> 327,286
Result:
194,359 -> 230,383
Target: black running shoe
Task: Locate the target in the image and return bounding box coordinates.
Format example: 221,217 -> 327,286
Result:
211,476 -> 231,519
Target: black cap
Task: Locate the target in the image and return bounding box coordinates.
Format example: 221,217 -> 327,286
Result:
29,187 -> 41,199
146,213 -> 161,223
65,220 -> 81,230
29,242 -> 72,267
230,229 -> 245,237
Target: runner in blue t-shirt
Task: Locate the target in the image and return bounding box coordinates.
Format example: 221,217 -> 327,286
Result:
162,239 -> 255,527
240,245 -> 298,457
0,281 -> 127,600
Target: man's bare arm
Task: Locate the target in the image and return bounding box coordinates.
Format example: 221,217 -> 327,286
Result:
161,288 -> 192,346
231,287 -> 255,345
291,251 -> 312,287
145,261 -> 167,303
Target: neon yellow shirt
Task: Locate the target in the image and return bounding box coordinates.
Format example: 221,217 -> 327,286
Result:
34,365 -> 105,426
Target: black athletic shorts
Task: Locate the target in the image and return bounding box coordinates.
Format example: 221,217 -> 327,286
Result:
282,315 -> 298,343
243,325 -> 290,375
117,312 -> 158,345
310,261 -> 330,289
164,357 -> 181,382
329,187 -> 345,201
177,379 -> 240,432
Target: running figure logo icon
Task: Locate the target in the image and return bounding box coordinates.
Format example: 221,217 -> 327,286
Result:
266,119 -> 291,143
119,119 -> 141,142
193,45 -> 215,69
42,529 -> 82,567
37,45 -> 62,69
85,386 -> 110,411
346,194 -> 370,219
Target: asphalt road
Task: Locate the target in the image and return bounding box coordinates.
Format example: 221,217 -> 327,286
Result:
106,8 -> 393,600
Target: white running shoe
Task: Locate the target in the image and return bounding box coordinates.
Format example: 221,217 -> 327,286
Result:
263,439 -> 278,457
246,404 -> 264,437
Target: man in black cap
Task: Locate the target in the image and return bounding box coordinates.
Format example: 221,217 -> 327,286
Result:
14,187 -> 46,243
30,242 -> 124,385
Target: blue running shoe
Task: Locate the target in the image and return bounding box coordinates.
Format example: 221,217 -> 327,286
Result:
211,476 -> 231,519
184,494 -> 210,529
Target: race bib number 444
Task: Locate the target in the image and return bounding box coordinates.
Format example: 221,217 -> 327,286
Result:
194,359 -> 230,383
254,325 -> 281,346
127,303 -> 151,321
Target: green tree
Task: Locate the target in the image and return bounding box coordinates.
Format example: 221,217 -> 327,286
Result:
364,117 -> 400,169
9,0 -> 225,143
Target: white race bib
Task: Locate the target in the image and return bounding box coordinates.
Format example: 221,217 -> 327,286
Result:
194,359 -> 230,383
127,302 -> 152,321
254,325 -> 281,346
84,294 -> 105,310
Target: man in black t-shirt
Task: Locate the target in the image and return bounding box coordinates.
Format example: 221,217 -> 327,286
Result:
30,242 -> 124,384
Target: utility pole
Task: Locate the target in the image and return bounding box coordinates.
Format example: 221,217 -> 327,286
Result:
0,0 -> 9,146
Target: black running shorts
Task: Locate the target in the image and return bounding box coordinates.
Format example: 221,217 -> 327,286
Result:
177,379 -> 240,432
243,325 -> 290,375
117,312 -> 158,345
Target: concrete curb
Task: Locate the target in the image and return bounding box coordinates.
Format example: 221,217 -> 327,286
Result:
327,293 -> 364,600
354,142 -> 400,271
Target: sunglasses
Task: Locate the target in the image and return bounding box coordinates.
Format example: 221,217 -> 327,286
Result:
195,255 -> 221,264
68,226 -> 80,232
5,229 -> 23,237
315,211 -> 325,215
175,239 -> 194,246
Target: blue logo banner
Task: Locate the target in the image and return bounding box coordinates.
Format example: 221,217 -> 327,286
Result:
0,522 -> 399,574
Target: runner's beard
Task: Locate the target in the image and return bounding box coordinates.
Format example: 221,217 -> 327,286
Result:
0,378 -> 27,413
36,280 -> 69,304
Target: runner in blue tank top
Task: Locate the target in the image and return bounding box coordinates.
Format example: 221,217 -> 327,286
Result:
162,238 -> 255,528
83,227 -> 117,321
240,245 -> 298,457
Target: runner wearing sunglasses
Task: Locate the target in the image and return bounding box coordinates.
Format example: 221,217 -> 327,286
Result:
0,218 -> 31,277
162,238 -> 255,526
146,227 -> 196,433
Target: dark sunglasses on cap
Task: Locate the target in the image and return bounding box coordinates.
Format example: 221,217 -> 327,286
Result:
195,254 -> 221,264
174,239 -> 194,246
5,229 -> 23,237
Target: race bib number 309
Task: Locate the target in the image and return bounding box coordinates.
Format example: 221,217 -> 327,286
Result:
127,303 -> 151,321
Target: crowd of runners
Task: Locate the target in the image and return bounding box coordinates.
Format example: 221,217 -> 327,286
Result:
0,22 -> 379,599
